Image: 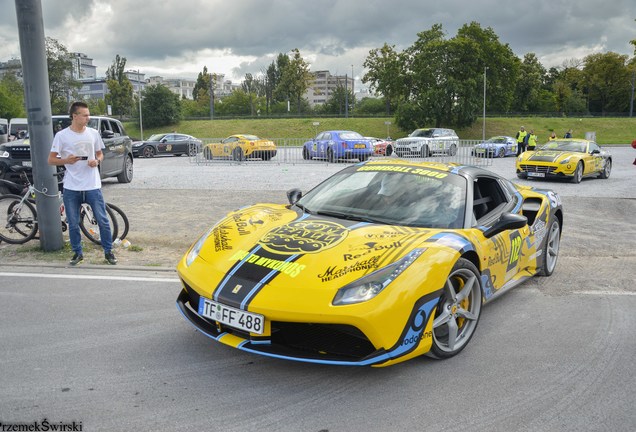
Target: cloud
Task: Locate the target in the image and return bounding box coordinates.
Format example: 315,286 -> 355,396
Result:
1,0 -> 634,83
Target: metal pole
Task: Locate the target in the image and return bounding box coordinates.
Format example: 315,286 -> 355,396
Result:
345,73 -> 349,118
15,0 -> 64,250
630,69 -> 635,118
483,67 -> 487,141
137,70 -> 143,140
351,64 -> 354,110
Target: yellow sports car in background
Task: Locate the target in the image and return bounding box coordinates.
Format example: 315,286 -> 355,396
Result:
176,160 -> 563,367
516,138 -> 612,183
203,134 -> 277,161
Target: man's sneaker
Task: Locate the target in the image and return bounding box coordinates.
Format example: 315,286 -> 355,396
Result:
105,251 -> 118,265
69,253 -> 83,266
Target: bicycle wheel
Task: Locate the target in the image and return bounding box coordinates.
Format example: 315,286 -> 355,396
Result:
79,203 -> 119,245
0,194 -> 38,244
106,203 -> 129,241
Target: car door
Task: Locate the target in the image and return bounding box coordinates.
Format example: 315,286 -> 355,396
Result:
156,134 -> 177,155
472,176 -> 530,294
312,132 -> 329,157
587,142 -> 605,174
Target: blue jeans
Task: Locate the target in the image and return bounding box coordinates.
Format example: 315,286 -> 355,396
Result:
63,188 -> 112,255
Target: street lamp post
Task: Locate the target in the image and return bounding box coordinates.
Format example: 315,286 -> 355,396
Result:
482,67 -> 488,141
137,70 -> 143,140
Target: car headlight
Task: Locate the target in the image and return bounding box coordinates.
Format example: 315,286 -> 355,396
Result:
332,248 -> 425,305
185,228 -> 213,266
0,150 -> 9,158
560,157 -> 572,164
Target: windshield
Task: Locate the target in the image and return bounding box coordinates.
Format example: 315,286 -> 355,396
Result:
540,140 -> 587,153
338,131 -> 364,140
485,137 -> 506,144
409,129 -> 433,138
147,134 -> 166,142
297,164 -> 467,229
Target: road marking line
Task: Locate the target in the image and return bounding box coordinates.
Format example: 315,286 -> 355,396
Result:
0,272 -> 179,283
574,290 -> 636,296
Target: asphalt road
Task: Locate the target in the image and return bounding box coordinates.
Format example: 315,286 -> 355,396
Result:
1,146 -> 635,431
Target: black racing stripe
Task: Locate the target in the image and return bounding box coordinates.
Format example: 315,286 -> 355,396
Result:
214,247 -> 302,309
528,152 -> 559,162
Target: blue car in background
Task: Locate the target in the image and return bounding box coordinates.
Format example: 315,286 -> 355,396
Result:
302,130 -> 374,162
472,136 -> 517,158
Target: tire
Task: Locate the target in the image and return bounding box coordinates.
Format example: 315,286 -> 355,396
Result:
188,145 -> 198,157
538,217 -> 561,276
232,147 -> 245,161
517,173 -> 528,179
203,148 -> 213,160
0,195 -> 38,244
497,148 -> 505,158
571,161 -> 583,184
106,203 -> 129,241
142,146 -> 156,158
448,144 -> 458,156
302,146 -> 310,160
428,258 -> 482,359
79,203 -> 119,245
117,155 -> 133,184
358,154 -> 369,162
385,145 -> 393,157
420,146 -> 430,158
327,148 -> 336,163
599,159 -> 611,179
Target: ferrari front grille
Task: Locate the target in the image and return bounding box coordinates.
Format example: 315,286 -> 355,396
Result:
519,164 -> 557,174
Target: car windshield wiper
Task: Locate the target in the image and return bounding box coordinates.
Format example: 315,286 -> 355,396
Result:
294,203 -> 312,214
314,210 -> 377,223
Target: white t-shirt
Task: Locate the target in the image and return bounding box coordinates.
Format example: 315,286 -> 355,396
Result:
50,126 -> 105,191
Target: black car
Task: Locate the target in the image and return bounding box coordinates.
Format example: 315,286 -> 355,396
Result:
132,133 -> 202,158
0,116 -> 134,191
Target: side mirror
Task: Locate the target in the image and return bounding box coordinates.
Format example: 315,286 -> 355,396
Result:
287,188 -> 302,205
591,149 -> 600,154
483,212 -> 528,238
101,130 -> 114,139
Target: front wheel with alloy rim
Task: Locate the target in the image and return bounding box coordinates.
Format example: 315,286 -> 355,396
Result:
571,161 -> 583,183
142,146 -> 155,158
448,143 -> 457,156
420,146 -> 430,158
302,147 -> 310,160
599,159 -> 611,179
385,145 -> 393,157
538,218 -> 561,276
116,155 -> 133,183
428,258 -> 482,359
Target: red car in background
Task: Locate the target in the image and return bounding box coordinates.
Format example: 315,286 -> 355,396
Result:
367,137 -> 395,157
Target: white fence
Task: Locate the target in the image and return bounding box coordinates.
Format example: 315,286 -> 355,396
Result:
188,139 -> 494,167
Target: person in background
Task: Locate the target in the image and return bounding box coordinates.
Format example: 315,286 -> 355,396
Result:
48,101 -> 117,266
549,132 -> 557,141
564,129 -> 573,138
516,126 -> 528,156
632,139 -> 636,166
527,130 -> 538,151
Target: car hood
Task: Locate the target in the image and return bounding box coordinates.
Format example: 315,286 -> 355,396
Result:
0,138 -> 30,150
520,150 -> 580,163
187,203 -> 462,301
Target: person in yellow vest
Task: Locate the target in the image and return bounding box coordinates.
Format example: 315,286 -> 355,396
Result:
527,130 -> 538,151
516,126 -> 528,155
549,131 -> 557,141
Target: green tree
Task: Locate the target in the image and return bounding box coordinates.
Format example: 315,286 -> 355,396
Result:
354,97 -> 387,115
193,66 -> 211,102
513,53 -> 547,112
362,43 -> 404,115
46,37 -> 81,114
276,49 -> 311,114
140,84 -> 181,127
105,55 -> 134,117
0,72 -> 25,118
215,89 -> 264,116
583,52 -> 631,114
317,82 -> 354,115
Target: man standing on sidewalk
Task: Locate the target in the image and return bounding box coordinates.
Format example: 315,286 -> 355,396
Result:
47,101 -> 117,266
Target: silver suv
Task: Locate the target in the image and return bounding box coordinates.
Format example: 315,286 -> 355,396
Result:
52,115 -> 134,183
394,128 -> 459,157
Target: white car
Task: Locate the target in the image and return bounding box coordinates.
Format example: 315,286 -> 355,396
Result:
394,128 -> 459,157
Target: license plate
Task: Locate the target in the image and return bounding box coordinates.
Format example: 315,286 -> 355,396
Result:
475,149 -> 485,155
22,160 -> 32,167
528,172 -> 545,178
198,297 -> 264,335
354,143 -> 366,149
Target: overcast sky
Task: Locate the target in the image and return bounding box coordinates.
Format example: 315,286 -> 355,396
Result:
1,0 -> 634,88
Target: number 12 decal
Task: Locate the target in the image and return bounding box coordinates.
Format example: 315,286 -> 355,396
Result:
507,233 -> 522,271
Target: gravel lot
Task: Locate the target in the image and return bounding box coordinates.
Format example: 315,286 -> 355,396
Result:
1,145 -> 634,270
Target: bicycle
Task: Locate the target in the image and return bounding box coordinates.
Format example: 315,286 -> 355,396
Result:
0,166 -> 128,245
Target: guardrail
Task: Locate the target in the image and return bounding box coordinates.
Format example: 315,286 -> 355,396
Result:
189,139 -> 496,167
